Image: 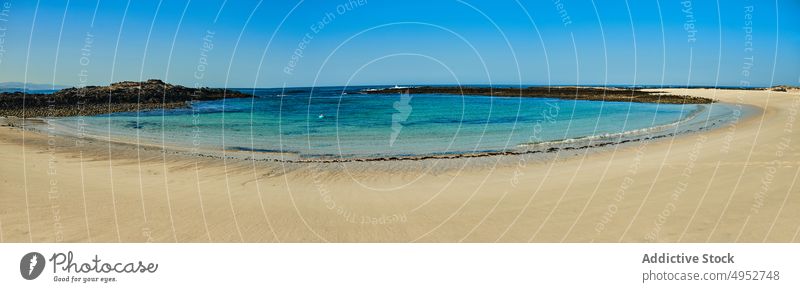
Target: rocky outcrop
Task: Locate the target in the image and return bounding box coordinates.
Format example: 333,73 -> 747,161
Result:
365,86 -> 715,104
765,85 -> 800,92
0,79 -> 252,117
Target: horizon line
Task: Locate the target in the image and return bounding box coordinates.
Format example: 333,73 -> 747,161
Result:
3,81 -> 797,91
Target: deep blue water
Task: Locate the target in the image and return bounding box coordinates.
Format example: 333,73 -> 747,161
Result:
53,86 -> 710,158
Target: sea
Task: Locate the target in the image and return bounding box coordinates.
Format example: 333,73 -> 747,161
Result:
48,86 -> 744,159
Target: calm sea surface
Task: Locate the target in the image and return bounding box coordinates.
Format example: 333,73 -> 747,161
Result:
52,86 -> 732,158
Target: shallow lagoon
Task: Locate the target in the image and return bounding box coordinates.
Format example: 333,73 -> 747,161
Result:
51,87 -> 738,159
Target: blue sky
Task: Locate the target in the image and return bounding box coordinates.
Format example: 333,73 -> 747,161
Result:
0,0 -> 798,88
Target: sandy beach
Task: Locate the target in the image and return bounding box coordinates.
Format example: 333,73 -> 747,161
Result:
0,88 -> 798,242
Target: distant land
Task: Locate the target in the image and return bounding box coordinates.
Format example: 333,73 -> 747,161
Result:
0,82 -> 68,91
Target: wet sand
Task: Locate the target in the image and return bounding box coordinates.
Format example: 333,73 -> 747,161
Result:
0,88 -> 798,242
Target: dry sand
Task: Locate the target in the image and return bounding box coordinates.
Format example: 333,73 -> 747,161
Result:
0,88 -> 798,242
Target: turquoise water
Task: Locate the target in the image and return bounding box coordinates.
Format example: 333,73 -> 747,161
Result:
52,87 -> 714,159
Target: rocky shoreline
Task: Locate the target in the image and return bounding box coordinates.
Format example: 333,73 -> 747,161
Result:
364,86 -> 716,104
0,79 -> 252,117
6,82 -> 779,118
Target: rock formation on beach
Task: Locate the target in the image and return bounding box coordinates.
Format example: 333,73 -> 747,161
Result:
0,79 -> 252,117
365,86 -> 716,104
765,85 -> 800,92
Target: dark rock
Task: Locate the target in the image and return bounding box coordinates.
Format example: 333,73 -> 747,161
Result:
0,79 -> 253,117
364,86 -> 715,104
